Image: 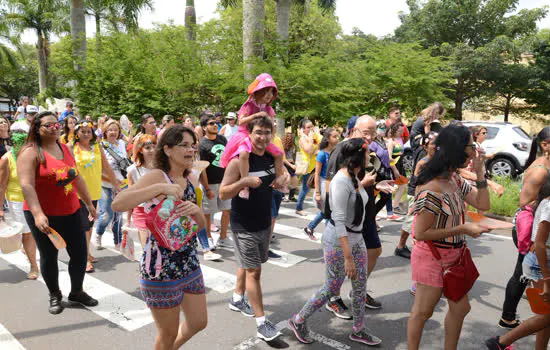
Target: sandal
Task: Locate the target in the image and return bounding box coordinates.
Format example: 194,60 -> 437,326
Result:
27,270 -> 39,280
86,262 -> 95,273
295,211 -> 307,217
89,256 -> 98,263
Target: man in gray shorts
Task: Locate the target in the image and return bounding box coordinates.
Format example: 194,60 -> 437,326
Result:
198,112 -> 231,249
220,116 -> 285,342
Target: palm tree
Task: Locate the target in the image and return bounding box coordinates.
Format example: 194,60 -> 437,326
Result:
185,0 -> 196,41
2,0 -> 68,93
70,0 -> 86,69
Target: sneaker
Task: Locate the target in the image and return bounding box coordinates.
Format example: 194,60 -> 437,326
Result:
395,246 -> 411,259
208,237 -> 216,250
216,238 -> 232,248
210,224 -> 220,233
114,243 -> 121,251
485,336 -> 515,349
498,318 -> 521,329
349,329 -> 382,346
95,234 -> 104,250
386,214 -> 403,221
257,320 -> 282,342
268,250 -> 282,259
49,290 -> 64,315
365,293 -> 382,310
68,291 -> 99,307
288,317 -> 314,344
204,251 -> 222,261
229,297 -> 254,317
303,227 -> 317,241
325,298 -> 352,320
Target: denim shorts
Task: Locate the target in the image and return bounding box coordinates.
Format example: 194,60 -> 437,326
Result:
523,251 -> 550,282
271,190 -> 283,218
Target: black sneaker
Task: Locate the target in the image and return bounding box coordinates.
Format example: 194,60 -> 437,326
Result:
395,246 -> 411,259
349,328 -> 382,346
257,320 -> 282,341
303,227 -> 317,241
365,293 -> 382,310
288,317 -> 314,344
268,250 -> 282,259
229,297 -> 254,317
49,290 -> 64,315
68,291 -> 99,307
498,318 -> 521,329
485,336 -> 513,349
325,298 -> 352,320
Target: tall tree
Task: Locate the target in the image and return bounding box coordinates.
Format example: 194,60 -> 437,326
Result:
70,0 -> 86,70
185,0 -> 196,41
2,0 -> 68,93
395,0 -> 548,119
524,29 -> 550,114
242,0 -> 265,80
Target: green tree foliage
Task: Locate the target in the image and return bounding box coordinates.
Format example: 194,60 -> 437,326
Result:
395,0 -> 548,119
524,29 -> 550,114
0,44 -> 39,110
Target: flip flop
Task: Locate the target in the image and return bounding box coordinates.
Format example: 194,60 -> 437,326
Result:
86,262 -> 95,273
27,271 -> 39,280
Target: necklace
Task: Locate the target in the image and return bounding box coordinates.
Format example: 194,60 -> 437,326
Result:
75,142 -> 96,169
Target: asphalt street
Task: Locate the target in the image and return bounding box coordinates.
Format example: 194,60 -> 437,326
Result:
0,198 -> 537,350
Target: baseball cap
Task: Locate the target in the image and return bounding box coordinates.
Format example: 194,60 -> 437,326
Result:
26,105 -> 39,114
226,112 -> 236,119
344,116 -> 359,137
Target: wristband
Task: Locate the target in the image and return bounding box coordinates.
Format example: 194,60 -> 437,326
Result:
475,179 -> 488,189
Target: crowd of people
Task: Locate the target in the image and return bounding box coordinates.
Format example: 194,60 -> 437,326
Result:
1,74 -> 550,350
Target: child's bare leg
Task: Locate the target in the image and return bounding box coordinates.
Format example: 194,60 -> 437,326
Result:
238,151 -> 250,199
270,153 -> 286,191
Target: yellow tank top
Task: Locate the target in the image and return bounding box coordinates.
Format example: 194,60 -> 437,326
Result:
74,142 -> 102,200
60,132 -> 74,144
5,152 -> 23,202
299,134 -> 321,173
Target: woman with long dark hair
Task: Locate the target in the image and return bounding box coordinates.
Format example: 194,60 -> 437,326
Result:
17,111 -> 98,314
288,138 -> 382,346
295,118 -> 320,216
60,115 -> 77,144
0,115 -> 11,158
112,125 -> 207,350
407,125 -> 490,349
498,126 -> 550,329
132,114 -> 157,161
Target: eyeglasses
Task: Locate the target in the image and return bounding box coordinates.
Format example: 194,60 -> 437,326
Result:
175,143 -> 198,150
207,121 -> 217,126
41,123 -> 60,130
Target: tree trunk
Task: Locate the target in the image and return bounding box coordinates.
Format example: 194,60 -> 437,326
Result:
276,0 -> 291,54
504,95 -> 512,122
70,0 -> 86,70
185,0 -> 196,41
95,14 -> 101,51
37,33 -> 49,93
242,0 -> 264,81
454,78 -> 465,120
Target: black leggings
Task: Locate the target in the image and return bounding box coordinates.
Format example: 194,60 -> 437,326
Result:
501,252 -> 528,321
25,210 -> 87,294
374,192 -> 392,216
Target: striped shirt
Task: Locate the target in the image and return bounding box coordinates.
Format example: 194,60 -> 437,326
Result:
413,174 -> 472,245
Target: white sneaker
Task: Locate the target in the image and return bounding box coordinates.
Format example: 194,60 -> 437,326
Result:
208,237 -> 216,250
95,235 -> 104,250
204,251 -> 222,261
216,238 -> 231,248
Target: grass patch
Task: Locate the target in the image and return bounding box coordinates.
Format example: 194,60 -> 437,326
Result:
487,176 -> 519,217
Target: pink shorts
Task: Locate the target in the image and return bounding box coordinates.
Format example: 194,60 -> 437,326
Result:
132,207 -> 148,230
411,241 -> 462,288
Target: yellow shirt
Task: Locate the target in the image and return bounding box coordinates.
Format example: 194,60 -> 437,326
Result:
60,132 -> 75,144
272,136 -> 286,161
299,133 -> 321,173
5,152 -> 23,202
74,142 -> 102,200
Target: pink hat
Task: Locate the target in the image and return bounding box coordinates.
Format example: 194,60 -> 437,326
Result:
247,73 -> 278,101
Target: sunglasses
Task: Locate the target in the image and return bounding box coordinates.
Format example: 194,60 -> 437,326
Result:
207,121 -> 217,126
41,123 -> 60,130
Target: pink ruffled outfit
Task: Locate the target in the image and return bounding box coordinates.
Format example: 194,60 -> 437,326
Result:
219,99 -> 282,168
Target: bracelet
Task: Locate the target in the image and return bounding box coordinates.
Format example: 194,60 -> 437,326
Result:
475,179 -> 488,189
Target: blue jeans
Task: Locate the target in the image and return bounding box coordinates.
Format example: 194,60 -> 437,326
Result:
307,212 -> 326,230
296,173 -> 310,212
196,228 -> 211,252
96,187 -> 122,245
386,199 -> 393,216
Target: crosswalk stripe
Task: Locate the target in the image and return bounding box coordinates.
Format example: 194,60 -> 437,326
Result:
0,322 -> 25,350
277,206 -> 319,221
0,251 -> 153,332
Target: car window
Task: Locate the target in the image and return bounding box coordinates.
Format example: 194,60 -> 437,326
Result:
485,127 -> 499,140
512,127 -> 531,140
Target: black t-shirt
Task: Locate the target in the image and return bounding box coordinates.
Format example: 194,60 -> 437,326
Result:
409,117 -> 426,153
199,134 -> 227,185
230,153 -> 275,232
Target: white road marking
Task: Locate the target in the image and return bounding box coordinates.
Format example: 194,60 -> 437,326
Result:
481,232 -> 513,240
0,322 -> 25,350
0,251 -> 153,332
233,320 -> 351,350
277,206 -> 319,221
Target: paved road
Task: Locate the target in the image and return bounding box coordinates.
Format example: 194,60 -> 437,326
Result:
0,198 -> 536,350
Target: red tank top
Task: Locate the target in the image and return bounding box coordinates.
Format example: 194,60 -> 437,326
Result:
23,143 -> 81,216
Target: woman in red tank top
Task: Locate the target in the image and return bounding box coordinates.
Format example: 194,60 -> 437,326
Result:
17,111 -> 98,315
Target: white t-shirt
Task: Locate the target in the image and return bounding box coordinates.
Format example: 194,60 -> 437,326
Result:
127,164 -> 153,207
223,124 -> 239,141
15,106 -> 25,121
101,140 -> 127,188
531,198 -> 550,244
10,120 -> 30,133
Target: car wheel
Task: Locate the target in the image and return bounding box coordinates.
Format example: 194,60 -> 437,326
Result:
403,151 -> 413,173
489,158 -> 516,178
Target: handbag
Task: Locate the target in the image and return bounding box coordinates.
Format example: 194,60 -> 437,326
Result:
426,241 -> 479,302
306,169 -> 316,189
119,231 -> 135,261
515,206 -> 534,254
103,141 -> 133,178
295,151 -> 308,175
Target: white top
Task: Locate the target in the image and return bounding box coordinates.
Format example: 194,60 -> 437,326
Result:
127,164 -> 153,207
531,199 -> 550,244
10,120 -> 29,133
101,140 -> 127,188
223,124 -> 239,141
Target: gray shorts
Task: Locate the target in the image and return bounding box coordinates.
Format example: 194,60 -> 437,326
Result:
231,227 -> 271,269
202,183 -> 231,214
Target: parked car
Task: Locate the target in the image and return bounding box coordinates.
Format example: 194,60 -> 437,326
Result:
401,121 -> 532,178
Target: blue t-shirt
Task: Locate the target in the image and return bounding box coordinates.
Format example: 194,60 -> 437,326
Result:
58,110 -> 74,122
316,150 -> 329,179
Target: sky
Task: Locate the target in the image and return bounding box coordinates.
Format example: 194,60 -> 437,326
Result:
20,0 -> 550,44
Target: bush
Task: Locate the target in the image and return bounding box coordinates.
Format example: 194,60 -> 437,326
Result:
487,176 -> 519,217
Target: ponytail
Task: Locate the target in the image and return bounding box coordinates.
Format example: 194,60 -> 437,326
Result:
526,127 -> 550,170
347,161 -> 364,226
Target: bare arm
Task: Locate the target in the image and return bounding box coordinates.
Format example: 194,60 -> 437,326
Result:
534,220 -> 550,279
298,136 -> 314,154
16,148 -> 42,218
219,125 -> 226,135
219,159 -> 258,200
0,157 -> 9,218
237,112 -> 267,126
520,168 -> 547,209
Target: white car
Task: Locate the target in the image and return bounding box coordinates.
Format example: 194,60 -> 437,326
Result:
402,121 -> 532,178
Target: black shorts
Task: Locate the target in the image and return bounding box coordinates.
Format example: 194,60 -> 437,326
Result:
362,219 -> 381,249
79,200 -> 98,231
285,163 -> 296,177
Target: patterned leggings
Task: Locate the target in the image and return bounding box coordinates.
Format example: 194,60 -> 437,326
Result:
298,240 -> 368,332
